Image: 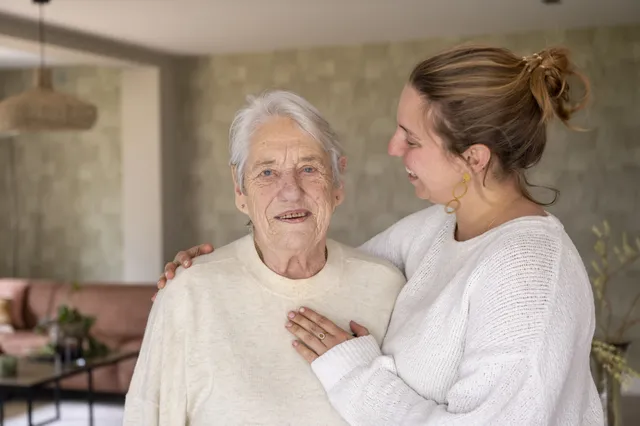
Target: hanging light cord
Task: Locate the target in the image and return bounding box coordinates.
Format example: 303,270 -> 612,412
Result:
39,3 -> 44,69
7,139 -> 19,276
35,0 -> 50,69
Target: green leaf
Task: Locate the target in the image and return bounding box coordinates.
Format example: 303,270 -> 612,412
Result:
613,246 -> 625,264
594,240 -> 606,257
623,233 -> 637,257
591,260 -> 602,275
592,275 -> 604,290
593,226 -> 602,238
603,220 -> 611,237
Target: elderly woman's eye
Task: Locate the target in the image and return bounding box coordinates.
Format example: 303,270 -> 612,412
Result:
302,166 -> 315,173
261,169 -> 273,177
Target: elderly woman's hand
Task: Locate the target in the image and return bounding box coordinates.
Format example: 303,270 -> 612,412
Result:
285,307 -> 370,363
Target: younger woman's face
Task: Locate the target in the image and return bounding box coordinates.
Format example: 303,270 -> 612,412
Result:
388,85 -> 465,204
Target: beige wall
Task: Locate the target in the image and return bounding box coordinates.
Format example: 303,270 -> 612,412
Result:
120,67 -> 163,282
176,25 -> 640,244
0,67 -> 122,281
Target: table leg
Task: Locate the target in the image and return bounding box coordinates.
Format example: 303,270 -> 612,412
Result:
87,368 -> 94,426
53,379 -> 60,421
27,392 -> 33,426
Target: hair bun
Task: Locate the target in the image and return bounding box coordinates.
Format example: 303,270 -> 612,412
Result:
524,47 -> 589,127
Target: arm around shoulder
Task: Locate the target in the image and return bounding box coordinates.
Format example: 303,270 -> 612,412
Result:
358,207 -> 439,272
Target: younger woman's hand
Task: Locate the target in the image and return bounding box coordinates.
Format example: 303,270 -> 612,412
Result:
152,243 -> 214,300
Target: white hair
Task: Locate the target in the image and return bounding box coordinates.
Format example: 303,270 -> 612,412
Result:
229,90 -> 344,192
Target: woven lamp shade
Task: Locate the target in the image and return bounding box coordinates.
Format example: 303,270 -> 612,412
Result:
0,68 -> 98,133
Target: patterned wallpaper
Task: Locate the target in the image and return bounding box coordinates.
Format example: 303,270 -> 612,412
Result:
0,67 -> 122,281
174,24 -> 640,341
177,25 -> 640,244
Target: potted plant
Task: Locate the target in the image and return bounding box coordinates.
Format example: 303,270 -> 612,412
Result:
38,282 -> 109,361
589,220 -> 640,426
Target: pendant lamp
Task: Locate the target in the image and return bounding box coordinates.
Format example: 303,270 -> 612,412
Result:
0,0 -> 98,134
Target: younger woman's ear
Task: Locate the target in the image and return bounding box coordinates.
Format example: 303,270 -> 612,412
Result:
463,144 -> 491,173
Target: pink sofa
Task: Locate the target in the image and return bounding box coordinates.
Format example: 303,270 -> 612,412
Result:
0,278 -> 156,393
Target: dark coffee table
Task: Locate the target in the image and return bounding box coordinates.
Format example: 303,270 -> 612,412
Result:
0,351 -> 138,426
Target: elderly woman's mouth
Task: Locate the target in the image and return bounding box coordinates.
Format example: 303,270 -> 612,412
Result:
274,210 -> 312,223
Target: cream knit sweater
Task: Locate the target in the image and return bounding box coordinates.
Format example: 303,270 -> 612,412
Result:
312,206 -> 604,425
123,235 -> 405,425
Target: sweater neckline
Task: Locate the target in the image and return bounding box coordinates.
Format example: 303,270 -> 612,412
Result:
236,235 -> 343,299
442,211 -> 560,249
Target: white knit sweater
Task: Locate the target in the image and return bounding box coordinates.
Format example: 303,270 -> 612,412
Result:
312,206 -> 604,425
123,235 -> 405,425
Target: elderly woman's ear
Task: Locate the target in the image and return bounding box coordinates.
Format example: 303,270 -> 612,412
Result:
332,156 -> 348,209
339,156 -> 347,174
232,166 -> 248,213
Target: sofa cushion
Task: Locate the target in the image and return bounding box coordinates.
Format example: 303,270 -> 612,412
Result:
0,279 -> 29,328
117,339 -> 142,392
53,284 -> 155,342
0,331 -> 49,356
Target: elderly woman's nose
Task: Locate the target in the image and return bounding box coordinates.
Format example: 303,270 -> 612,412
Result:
278,173 -> 303,200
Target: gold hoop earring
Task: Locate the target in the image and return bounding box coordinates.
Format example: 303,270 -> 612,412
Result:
444,173 -> 471,214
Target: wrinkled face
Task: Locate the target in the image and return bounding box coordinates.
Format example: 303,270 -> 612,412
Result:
388,85 -> 464,204
234,116 -> 344,252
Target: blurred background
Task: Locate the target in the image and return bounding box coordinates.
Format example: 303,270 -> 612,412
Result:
0,0 -> 638,424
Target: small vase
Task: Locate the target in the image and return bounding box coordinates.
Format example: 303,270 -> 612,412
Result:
596,341 -> 630,426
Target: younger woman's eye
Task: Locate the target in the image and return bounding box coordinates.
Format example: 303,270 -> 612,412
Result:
406,139 -> 418,147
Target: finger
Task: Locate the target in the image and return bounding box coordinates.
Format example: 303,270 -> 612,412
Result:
297,307 -> 349,339
186,243 -> 214,260
163,261 -> 178,279
292,340 -> 318,363
288,312 -> 334,345
285,321 -> 327,356
157,274 -> 167,289
350,321 -> 370,337
151,292 -> 157,302
174,251 -> 193,268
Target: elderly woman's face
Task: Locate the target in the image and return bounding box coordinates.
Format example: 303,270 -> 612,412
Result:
235,116 -> 344,251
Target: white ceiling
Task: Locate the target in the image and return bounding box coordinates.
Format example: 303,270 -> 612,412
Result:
0,0 -> 638,64
0,45 -> 43,68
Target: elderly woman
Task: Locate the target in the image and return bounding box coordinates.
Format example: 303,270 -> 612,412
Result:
122,90 -> 405,425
